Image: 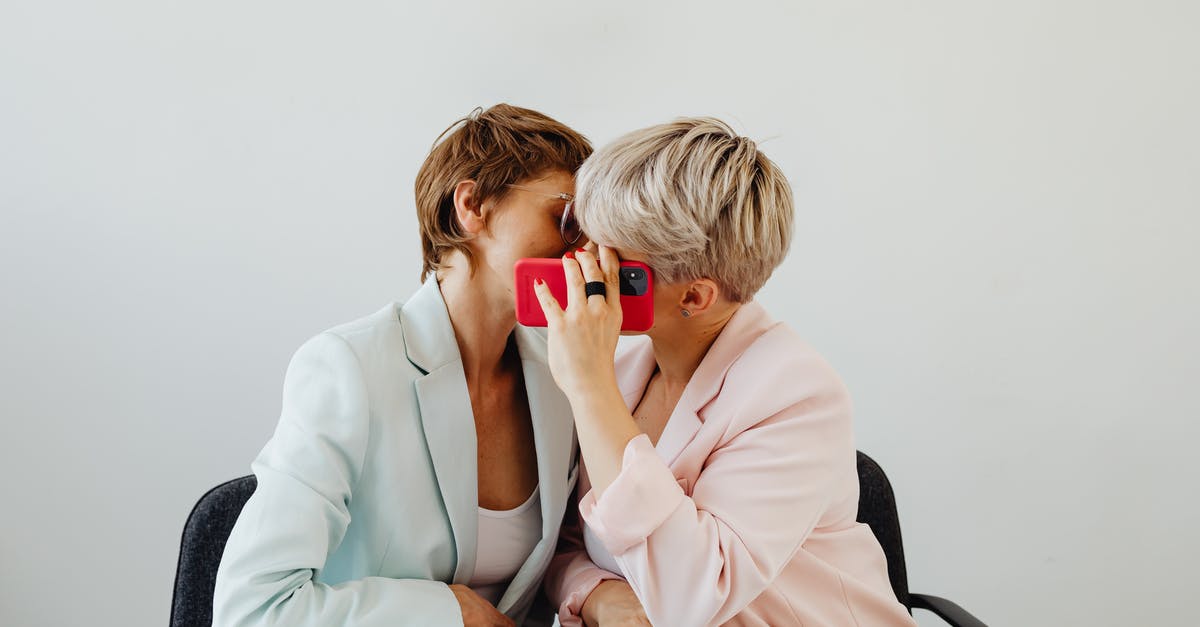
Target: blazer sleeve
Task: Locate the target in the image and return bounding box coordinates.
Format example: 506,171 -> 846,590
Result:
543,480 -> 624,626
578,365 -> 855,627
212,332 -> 463,627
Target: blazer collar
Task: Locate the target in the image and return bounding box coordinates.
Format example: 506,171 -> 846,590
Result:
399,276 -> 555,376
616,301 -> 779,465
399,276 -> 461,375
403,277 -> 478,584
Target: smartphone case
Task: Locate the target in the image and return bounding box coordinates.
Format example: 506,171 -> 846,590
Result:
513,257 -> 654,332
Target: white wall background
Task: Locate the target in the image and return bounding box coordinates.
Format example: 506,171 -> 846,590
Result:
2,1 -> 1197,625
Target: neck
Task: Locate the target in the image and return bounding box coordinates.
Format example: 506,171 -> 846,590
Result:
436,257 -> 520,381
648,303 -> 741,390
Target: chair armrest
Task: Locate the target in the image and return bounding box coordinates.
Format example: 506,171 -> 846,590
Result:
909,593 -> 987,627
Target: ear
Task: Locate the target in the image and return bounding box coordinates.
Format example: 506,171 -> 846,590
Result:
678,278 -> 722,316
452,180 -> 487,235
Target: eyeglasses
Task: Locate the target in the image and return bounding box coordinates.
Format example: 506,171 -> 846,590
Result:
504,184 -> 583,246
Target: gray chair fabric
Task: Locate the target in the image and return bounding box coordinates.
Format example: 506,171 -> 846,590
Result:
170,476 -> 257,627
855,451 -> 911,609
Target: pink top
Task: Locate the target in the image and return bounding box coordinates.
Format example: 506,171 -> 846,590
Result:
545,301 -> 917,626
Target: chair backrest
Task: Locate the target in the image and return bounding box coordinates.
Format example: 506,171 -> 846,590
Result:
170,475 -> 258,627
855,451 -> 911,609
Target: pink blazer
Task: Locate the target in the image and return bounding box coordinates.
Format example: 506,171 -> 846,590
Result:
545,301 -> 917,626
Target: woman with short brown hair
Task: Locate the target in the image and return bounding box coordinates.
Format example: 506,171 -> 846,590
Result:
214,104 -> 590,627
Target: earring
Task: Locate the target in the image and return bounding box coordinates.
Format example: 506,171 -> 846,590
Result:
681,309 -> 691,318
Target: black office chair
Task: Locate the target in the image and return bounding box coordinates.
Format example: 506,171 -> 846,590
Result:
171,458 -> 986,626
170,475 -> 257,627
856,451 -> 987,626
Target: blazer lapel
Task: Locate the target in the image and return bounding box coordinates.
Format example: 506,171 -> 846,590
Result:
653,402 -> 704,466
645,302 -> 780,465
612,337 -> 703,465
402,277 -> 478,585
614,337 -> 660,410
496,325 -> 577,614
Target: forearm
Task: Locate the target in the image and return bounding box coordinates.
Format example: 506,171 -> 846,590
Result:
566,377 -> 640,499
215,573 -> 462,627
214,474 -> 463,626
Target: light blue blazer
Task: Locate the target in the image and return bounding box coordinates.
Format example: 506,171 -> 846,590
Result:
213,277 -> 578,626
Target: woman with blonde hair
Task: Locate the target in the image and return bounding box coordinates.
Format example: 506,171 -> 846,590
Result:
538,119 -> 917,626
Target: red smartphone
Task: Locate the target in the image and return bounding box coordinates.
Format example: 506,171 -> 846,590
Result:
514,257 -> 654,332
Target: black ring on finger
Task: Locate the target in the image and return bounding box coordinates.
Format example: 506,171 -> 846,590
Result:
584,281 -> 607,299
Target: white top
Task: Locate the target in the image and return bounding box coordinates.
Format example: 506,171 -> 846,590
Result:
584,521 -> 624,576
468,485 -> 543,605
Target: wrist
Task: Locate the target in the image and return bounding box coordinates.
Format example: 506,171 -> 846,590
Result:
565,375 -> 622,414
580,579 -> 620,626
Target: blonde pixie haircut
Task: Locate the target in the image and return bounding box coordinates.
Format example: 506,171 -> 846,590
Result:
574,118 -> 794,303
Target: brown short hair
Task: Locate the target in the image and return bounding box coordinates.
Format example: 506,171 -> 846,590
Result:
415,104 -> 592,281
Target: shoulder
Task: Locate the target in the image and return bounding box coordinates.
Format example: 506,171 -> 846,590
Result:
719,319 -> 852,427
276,303 -> 425,445
733,322 -> 847,395
286,302 -> 415,387
321,303 -> 405,352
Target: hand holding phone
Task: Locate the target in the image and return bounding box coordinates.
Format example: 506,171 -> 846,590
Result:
514,257 -> 654,332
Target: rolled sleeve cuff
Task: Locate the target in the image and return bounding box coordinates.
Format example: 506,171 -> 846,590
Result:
579,434 -> 685,555
556,568 -> 625,627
